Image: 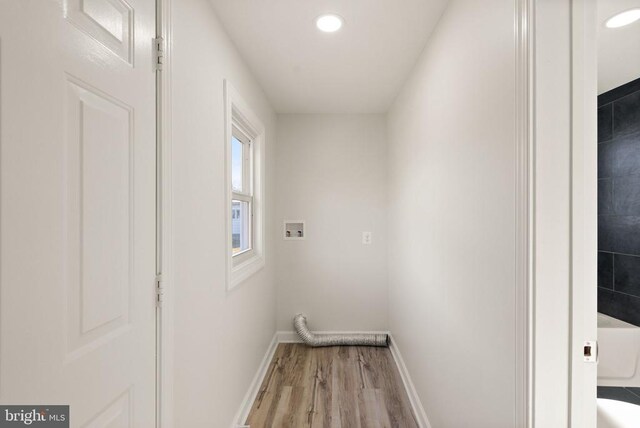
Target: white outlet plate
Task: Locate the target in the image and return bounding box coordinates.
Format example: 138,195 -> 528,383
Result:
362,232 -> 372,245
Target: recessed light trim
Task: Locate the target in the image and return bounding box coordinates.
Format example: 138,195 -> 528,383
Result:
316,14 -> 343,33
606,9 -> 640,28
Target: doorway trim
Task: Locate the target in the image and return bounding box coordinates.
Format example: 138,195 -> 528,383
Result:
156,0 -> 173,426
515,0 -> 534,426
569,0 -> 598,427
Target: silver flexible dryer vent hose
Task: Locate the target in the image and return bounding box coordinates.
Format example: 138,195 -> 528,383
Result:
293,313 -> 389,347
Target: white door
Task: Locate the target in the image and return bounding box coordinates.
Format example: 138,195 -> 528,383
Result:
0,1 -> 157,426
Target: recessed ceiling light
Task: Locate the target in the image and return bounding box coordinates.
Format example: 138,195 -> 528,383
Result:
606,9 -> 640,28
316,14 -> 343,33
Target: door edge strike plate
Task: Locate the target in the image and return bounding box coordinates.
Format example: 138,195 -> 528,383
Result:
584,340 -> 597,363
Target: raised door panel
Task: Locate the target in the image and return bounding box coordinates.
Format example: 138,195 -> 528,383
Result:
65,0 -> 134,64
65,76 -> 133,359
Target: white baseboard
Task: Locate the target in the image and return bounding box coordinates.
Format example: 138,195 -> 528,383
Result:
388,334 -> 432,428
234,331 -> 431,428
275,330 -> 300,343
232,333 -> 279,428
275,329 -> 391,343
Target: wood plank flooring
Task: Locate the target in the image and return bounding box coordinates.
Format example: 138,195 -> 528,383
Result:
245,343 -> 419,428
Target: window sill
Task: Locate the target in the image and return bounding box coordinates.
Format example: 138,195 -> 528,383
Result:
228,253 -> 265,290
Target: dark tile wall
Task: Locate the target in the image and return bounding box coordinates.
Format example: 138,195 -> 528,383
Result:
598,77 -> 640,326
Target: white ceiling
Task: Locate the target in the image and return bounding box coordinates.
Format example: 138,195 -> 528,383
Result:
209,0 -> 449,114
598,0 -> 640,94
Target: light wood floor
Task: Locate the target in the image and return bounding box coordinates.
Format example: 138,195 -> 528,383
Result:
245,343 -> 419,428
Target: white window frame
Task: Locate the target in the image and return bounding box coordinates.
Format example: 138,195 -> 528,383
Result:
224,80 -> 265,290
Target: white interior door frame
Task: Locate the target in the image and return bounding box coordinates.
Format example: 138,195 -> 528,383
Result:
569,0 -> 598,427
515,0 -> 534,427
156,0 -> 174,426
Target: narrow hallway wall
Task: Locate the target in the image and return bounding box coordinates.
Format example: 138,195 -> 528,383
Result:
276,115 -> 388,332
171,0 -> 277,425
386,0 -> 517,426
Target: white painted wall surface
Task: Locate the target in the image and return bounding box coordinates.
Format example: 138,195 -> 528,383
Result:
386,1 -> 517,427
276,115 -> 388,331
170,0 -> 277,426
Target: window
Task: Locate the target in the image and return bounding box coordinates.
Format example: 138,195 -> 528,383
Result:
231,127 -> 252,256
225,80 -> 265,290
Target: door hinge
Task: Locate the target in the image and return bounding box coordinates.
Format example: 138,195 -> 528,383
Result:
153,37 -> 164,71
156,273 -> 165,307
583,340 -> 597,363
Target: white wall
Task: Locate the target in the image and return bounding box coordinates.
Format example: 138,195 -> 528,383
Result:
170,0 -> 277,426
386,1 -> 517,427
276,115 -> 388,331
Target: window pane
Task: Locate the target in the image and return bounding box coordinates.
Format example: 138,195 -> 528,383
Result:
232,200 -> 251,254
231,136 -> 243,192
